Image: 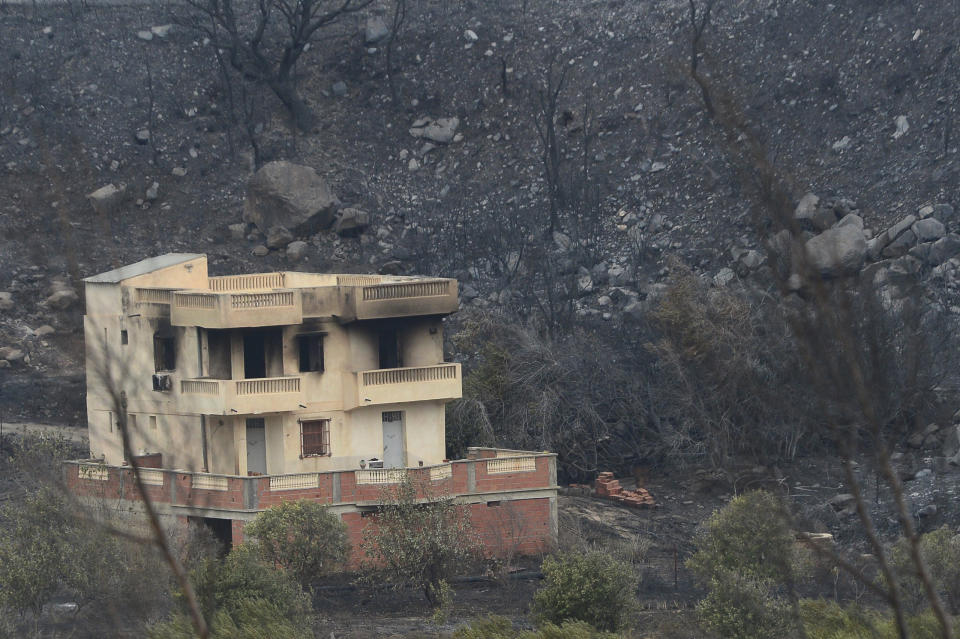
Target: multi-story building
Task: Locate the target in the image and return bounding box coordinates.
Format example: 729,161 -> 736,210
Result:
68,254 -> 557,558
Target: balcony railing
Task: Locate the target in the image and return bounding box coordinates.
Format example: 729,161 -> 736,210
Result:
135,288 -> 173,304
179,377 -> 304,415
337,274 -> 381,287
362,364 -> 458,386
230,291 -> 295,309
171,289 -> 302,328
236,377 -> 300,395
209,273 -> 286,292
351,363 -> 461,409
361,280 -> 452,301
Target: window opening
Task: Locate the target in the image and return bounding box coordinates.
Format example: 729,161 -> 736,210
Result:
300,419 -> 330,457
298,334 -> 325,372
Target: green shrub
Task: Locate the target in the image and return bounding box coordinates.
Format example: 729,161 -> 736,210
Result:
150,598 -> 313,639
187,545 -> 311,630
687,490 -> 804,584
244,499 -> 348,588
453,615 -> 619,639
360,475 -> 481,605
688,491 -> 806,639
696,571 -> 791,639
799,599 -> 948,639
532,551 -> 637,632
888,526 -> 960,614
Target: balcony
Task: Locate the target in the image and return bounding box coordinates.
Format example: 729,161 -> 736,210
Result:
350,363 -> 461,409
179,376 -> 304,415
338,279 -> 459,322
170,290 -> 302,328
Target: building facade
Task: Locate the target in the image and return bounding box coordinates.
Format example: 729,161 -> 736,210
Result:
69,254 -> 557,557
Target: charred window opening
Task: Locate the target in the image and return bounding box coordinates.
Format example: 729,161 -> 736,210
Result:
298,333 -> 325,373
153,327 -> 176,372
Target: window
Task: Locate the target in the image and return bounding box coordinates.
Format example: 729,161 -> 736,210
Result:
149,416 -> 157,430
300,419 -> 330,457
121,330 -> 128,345
297,333 -> 325,373
128,414 -> 137,430
154,330 -> 176,372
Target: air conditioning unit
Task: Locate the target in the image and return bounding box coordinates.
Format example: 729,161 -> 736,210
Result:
152,374 -> 172,392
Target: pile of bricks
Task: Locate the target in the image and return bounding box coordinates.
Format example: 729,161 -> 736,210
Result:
594,472 -> 655,508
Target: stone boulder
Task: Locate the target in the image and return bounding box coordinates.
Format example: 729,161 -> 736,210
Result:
266,225 -> 294,249
364,16 -> 389,44
332,208 -> 370,236
243,161 -> 339,234
794,192 -> 837,231
87,183 -> 125,215
285,240 -> 309,261
46,287 -> 78,310
928,234 -> 960,266
0,292 -> 12,312
805,224 -> 867,276
912,218 -> 946,242
409,117 -> 460,144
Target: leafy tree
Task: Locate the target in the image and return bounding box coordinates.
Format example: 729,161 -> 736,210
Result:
187,545 -> 310,624
688,491 -> 808,639
889,526 -> 960,614
245,499 -> 348,588
532,551 -> 637,632
360,475 -> 480,604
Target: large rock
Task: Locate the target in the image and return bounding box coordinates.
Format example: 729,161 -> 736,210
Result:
928,234 -> 960,266
266,225 -> 294,249
332,208 -> 370,236
882,229 -> 916,259
364,16 -> 389,43
243,161 -> 339,234
285,240 -> 309,261
0,292 -> 12,312
46,288 -> 78,310
794,193 -> 837,231
912,218 -> 946,242
805,225 -> 867,276
409,117 -> 460,144
87,183 -> 125,215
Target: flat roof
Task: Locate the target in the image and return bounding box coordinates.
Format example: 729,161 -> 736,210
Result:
83,253 -> 204,284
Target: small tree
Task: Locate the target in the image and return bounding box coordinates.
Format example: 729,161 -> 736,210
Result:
688,491 -> 807,639
360,474 -> 480,605
889,526 -> 960,615
244,499 -> 348,589
532,551 -> 637,632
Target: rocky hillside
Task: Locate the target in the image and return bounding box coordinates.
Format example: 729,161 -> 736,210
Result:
1,0 -> 959,421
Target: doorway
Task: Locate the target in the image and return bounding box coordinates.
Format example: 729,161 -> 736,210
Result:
381,411 -> 405,468
245,418 -> 267,475
243,329 -> 283,378
208,329 -> 232,379
378,329 -> 401,369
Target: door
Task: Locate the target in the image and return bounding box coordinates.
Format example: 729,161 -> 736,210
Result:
245,418 -> 267,475
381,411 -> 405,468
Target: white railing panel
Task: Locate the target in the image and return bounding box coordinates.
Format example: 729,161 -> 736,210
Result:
269,473 -> 320,491
362,364 -> 458,386
209,273 -> 285,292
356,469 -> 406,485
429,464 -> 452,481
235,377 -> 300,395
79,465 -> 108,481
487,457 -> 537,474
361,280 -> 450,301
192,475 -> 229,491
137,469 -> 165,486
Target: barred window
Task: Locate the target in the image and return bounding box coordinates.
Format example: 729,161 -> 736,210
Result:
300,419 -> 330,457
298,334 -> 325,372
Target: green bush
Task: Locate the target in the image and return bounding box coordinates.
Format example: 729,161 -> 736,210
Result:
687,490 -> 804,584
688,491 -> 806,639
799,599 -> 947,639
360,475 -> 481,605
186,545 -> 311,632
150,598 -> 313,639
453,615 -> 619,639
532,551 -> 637,632
244,499 -> 348,588
696,571 -> 791,639
888,526 -> 960,614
